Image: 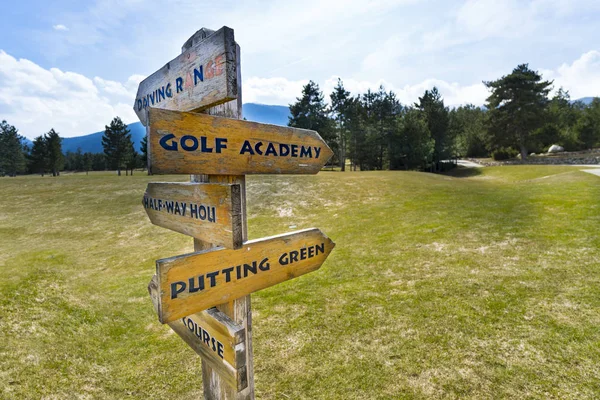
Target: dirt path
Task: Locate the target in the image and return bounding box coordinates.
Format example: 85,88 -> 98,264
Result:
457,159 -> 484,168
581,168 -> 600,177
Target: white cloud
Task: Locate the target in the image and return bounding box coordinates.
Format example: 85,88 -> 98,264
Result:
2,45 -> 599,141
243,77 -> 309,105
0,51 -> 139,139
396,79 -> 489,107
455,0 -> 600,40
53,24 -> 69,31
248,48 -> 600,108
244,74 -> 489,107
456,0 -> 536,39
545,50 -> 600,99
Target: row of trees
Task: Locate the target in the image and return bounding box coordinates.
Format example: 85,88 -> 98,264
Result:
289,64 -> 600,171
0,123 -> 66,177
0,117 -> 147,177
289,80 -> 460,171
3,63 -> 599,176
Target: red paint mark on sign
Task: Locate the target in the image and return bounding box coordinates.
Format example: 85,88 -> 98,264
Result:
204,54 -> 225,80
185,71 -> 194,91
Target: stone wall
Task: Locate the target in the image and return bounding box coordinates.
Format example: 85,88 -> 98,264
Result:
468,149 -> 600,166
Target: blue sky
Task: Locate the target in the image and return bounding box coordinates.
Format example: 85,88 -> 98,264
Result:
1,0 -> 600,138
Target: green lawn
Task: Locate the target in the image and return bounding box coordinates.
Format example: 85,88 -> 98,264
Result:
1,166 -> 600,399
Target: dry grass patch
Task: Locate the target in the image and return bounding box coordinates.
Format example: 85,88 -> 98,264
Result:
1,167 -> 600,398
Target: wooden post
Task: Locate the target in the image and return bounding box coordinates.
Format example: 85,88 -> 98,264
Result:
183,28 -> 255,400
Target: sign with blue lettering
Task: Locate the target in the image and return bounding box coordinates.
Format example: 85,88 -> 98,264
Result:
154,228 -> 335,324
143,182 -> 243,249
147,108 -> 334,175
133,26 -> 237,126
148,276 -> 248,390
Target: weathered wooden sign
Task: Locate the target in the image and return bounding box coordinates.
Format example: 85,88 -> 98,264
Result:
143,182 -> 242,249
154,228 -> 335,324
133,26 -> 237,126
138,26 -> 336,399
148,276 -> 247,390
147,108 -> 334,175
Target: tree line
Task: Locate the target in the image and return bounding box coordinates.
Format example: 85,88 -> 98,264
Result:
2,63 -> 599,177
288,64 -> 600,171
0,117 -> 148,177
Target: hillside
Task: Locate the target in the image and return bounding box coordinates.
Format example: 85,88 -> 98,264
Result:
61,123 -> 146,154
573,97 -> 595,105
1,166 -> 600,398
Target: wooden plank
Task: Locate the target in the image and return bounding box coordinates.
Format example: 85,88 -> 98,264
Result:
155,228 -> 335,324
186,28 -> 255,399
143,182 -> 242,249
147,108 -> 334,175
133,26 -> 237,126
148,276 -> 248,391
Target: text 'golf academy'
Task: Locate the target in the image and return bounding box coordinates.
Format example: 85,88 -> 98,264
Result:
138,25 -> 336,397
146,108 -> 334,175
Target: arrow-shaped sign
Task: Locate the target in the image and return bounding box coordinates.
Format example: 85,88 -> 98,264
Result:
154,228 -> 335,324
133,26 -> 237,126
143,182 -> 243,249
147,108 -> 334,175
148,276 -> 248,390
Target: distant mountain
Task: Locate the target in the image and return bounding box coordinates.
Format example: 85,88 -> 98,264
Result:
572,97 -> 596,105
58,123 -> 147,154
243,103 -> 290,126
21,137 -> 33,149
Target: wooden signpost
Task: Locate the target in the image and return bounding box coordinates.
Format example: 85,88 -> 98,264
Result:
153,228 -> 335,324
134,27 -> 238,126
136,26 -> 335,399
143,182 -> 243,249
147,108 -> 333,175
148,276 -> 248,390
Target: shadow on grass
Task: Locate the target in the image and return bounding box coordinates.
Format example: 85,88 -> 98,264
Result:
443,166 -> 483,178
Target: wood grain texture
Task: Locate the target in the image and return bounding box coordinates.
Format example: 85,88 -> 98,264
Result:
133,26 -> 237,126
148,276 -> 247,390
147,108 -> 334,175
155,228 -> 335,324
143,182 -> 242,249
184,29 -> 254,399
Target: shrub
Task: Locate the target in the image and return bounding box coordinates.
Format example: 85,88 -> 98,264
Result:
492,147 -> 518,161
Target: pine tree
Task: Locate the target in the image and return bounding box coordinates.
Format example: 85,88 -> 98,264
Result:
140,134 -> 148,170
416,87 -> 451,172
544,89 -> 579,151
330,78 -> 350,171
389,108 -> 434,170
82,152 -> 92,175
359,89 -> 380,170
344,96 -> 366,171
102,117 -> 132,176
484,64 -> 552,159
0,120 -> 27,177
575,98 -> 600,149
45,129 -> 64,176
91,153 -> 106,171
29,136 -> 48,176
289,81 -> 336,163
450,105 -> 487,157
125,141 -> 138,176
374,86 -> 401,170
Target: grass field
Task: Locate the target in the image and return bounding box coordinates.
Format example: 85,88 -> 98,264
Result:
1,166 -> 600,399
